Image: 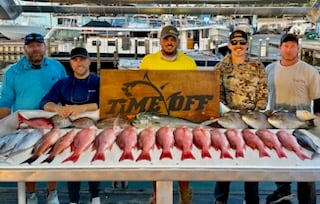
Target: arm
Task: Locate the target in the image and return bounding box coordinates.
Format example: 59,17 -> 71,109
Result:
0,108 -> 10,119
255,62 -> 268,110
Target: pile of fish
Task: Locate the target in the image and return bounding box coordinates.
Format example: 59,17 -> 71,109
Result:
0,111 -> 319,165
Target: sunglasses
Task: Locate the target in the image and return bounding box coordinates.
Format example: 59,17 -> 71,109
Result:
230,39 -> 247,46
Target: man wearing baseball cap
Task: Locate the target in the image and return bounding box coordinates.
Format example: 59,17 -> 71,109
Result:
0,32 -> 67,204
140,25 -> 196,70
140,25 -> 196,204
40,47 -> 100,204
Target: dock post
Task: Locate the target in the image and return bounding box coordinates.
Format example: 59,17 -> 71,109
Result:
265,37 -> 270,57
134,38 -> 138,59
96,40 -> 101,75
215,39 -> 219,55
115,37 -> 119,54
258,39 -> 262,60
145,38 -> 150,55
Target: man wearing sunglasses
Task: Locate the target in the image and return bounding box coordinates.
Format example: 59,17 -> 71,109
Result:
0,33 -> 67,204
213,30 -> 268,204
40,47 -> 101,204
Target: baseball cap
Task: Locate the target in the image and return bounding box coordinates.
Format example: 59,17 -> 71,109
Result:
229,30 -> 248,41
160,25 -> 179,39
70,47 -> 89,59
24,33 -> 44,45
280,33 -> 299,45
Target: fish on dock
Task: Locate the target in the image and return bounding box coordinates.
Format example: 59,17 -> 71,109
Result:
136,127 -> 156,161
0,130 -> 28,155
242,129 -> 270,158
276,130 -> 310,160
116,126 -> 138,161
62,125 -> 96,163
241,110 -> 273,129
225,128 -> 245,158
173,126 -> 195,160
192,126 -> 212,159
41,129 -> 76,163
91,125 -> 121,162
21,128 -> 61,164
292,129 -> 320,159
256,129 -> 287,159
210,128 -> 233,159
18,113 -> 53,129
156,126 -> 174,160
267,111 -> 312,129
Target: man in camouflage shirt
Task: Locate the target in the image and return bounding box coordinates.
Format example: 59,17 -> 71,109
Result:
213,30 -> 268,204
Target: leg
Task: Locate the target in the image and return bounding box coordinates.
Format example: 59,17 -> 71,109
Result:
244,182 -> 259,204
297,182 -> 316,204
178,181 -> 192,204
26,182 -> 36,193
266,182 -> 292,204
88,182 -> 100,199
214,181 -> 230,203
68,182 -> 81,203
47,182 -> 57,191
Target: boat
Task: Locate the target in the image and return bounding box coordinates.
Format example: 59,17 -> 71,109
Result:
46,14 -> 230,62
0,13 -> 53,40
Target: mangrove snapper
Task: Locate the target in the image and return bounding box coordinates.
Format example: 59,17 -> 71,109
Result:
18,113 -> 53,129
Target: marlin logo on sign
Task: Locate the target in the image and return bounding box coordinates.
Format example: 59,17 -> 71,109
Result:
105,73 -> 213,115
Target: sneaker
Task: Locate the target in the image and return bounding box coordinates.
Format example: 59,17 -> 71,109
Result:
179,188 -> 192,204
47,190 -> 60,204
266,191 -> 293,204
27,193 -> 38,204
214,201 -> 226,204
90,197 -> 101,204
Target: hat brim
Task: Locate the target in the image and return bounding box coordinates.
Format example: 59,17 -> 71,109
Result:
71,54 -> 89,59
161,34 -> 178,39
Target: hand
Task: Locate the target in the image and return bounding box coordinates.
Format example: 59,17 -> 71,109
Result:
65,104 -> 86,116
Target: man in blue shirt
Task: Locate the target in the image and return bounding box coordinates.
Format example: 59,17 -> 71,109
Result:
0,33 -> 67,204
40,47 -> 100,204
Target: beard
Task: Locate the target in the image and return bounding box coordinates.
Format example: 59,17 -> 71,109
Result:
28,53 -> 44,65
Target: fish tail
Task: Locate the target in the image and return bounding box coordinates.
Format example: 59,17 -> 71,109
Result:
62,153 -> 80,163
159,150 -> 173,160
41,156 -> 54,164
276,149 -> 287,159
136,151 -> 151,161
119,151 -> 134,161
235,150 -> 244,158
296,152 -> 311,160
201,150 -> 212,159
20,156 -> 38,164
181,150 -> 195,160
220,150 -> 233,159
17,113 -> 25,126
259,149 -> 271,158
91,153 -> 105,162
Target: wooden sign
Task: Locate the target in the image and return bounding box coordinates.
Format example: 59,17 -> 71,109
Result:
99,70 -> 220,122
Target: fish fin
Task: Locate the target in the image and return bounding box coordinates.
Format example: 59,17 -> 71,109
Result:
200,119 -> 218,126
41,156 -> 54,164
136,151 -> 151,161
119,151 -> 134,161
181,150 -> 195,160
276,149 -> 287,159
20,155 -> 38,165
259,149 -> 271,158
220,150 -> 233,159
91,153 -> 105,162
17,113 -> 25,127
159,150 -> 173,160
201,150 -> 212,159
296,151 -> 311,160
235,150 -> 244,158
62,153 -> 80,163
